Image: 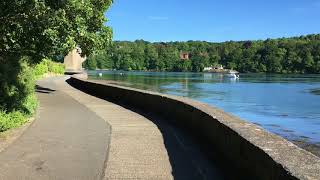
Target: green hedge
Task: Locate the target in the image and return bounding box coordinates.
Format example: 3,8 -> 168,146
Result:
0,58 -> 64,132
34,59 -> 64,79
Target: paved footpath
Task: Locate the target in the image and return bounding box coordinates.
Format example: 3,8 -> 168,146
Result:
0,77 -> 111,180
0,76 -> 224,180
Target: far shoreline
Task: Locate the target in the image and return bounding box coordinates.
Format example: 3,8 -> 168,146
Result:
91,69 -> 320,75
87,76 -> 320,158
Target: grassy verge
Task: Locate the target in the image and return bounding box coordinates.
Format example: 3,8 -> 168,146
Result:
34,58 -> 65,79
0,59 -> 64,133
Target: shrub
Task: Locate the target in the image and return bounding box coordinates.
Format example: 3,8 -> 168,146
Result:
0,57 -> 36,112
46,59 -> 64,74
0,110 -> 27,132
34,59 -> 64,79
0,58 -> 64,132
34,61 -> 49,79
21,94 -> 38,115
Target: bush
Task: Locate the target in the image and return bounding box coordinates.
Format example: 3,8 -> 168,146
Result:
34,59 -> 64,79
8,58 -> 62,114
0,109 -> 28,132
46,59 -> 64,74
0,58 -> 63,132
34,60 -> 49,78
22,94 -> 38,115
0,57 -> 36,112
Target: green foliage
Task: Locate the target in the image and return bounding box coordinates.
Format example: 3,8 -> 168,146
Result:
0,57 -> 38,132
0,58 -> 63,132
34,59 -> 65,79
43,59 -> 65,74
0,0 -> 113,63
174,60 -> 192,72
84,57 -> 98,70
21,94 -> 38,115
0,0 -> 113,132
0,57 -> 36,112
0,110 -> 27,132
0,92 -> 38,132
86,34 -> 320,74
34,61 -> 49,78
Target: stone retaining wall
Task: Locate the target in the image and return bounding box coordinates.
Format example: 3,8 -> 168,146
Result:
67,77 -> 320,180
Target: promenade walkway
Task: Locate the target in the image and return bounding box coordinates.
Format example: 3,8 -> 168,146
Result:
0,77 -> 224,180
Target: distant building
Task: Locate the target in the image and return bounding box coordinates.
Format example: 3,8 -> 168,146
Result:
180,52 -> 189,60
64,47 -> 86,73
203,64 -> 224,72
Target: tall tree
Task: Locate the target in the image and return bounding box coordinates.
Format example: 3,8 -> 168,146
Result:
0,0 -> 113,111
145,44 -> 159,70
1,0 -> 113,63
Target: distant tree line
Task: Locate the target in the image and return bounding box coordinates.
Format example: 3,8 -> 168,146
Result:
84,34 -> 320,73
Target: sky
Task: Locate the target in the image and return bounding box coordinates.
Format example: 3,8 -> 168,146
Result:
105,0 -> 320,42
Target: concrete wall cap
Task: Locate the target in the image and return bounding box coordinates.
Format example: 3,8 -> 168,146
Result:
72,77 -> 320,179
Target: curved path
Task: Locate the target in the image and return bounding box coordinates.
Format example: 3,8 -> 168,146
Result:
0,77 -> 224,180
0,77 -> 111,180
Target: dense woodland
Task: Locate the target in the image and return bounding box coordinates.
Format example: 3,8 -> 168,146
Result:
85,34 -> 320,73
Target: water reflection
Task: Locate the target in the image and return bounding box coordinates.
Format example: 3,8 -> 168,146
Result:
89,70 -> 320,145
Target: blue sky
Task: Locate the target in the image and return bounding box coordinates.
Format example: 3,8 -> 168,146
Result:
105,0 -> 320,42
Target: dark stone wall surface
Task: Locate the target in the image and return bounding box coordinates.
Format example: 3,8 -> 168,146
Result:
67,77 -> 320,180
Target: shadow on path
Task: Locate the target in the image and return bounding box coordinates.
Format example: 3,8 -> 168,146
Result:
66,79 -> 228,180
0,79 -> 111,180
35,85 -> 56,94
122,105 -> 226,180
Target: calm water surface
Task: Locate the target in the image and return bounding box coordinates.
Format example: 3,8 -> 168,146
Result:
89,70 -> 320,144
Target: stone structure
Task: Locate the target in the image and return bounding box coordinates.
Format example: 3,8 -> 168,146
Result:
64,48 -> 86,74
180,52 -> 189,60
68,77 -> 320,180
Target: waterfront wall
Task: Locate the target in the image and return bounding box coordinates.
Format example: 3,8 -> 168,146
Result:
68,77 -> 320,180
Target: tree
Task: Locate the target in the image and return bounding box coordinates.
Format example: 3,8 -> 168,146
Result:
0,0 -> 113,112
301,50 -> 314,73
285,50 -> 301,73
83,33 -> 320,74
207,46 -> 220,66
260,40 -> 286,73
157,45 -> 179,71
145,44 -> 159,70
131,44 -> 146,70
1,0 -> 113,63
174,60 -> 192,72
191,51 -> 209,72
226,48 -> 242,70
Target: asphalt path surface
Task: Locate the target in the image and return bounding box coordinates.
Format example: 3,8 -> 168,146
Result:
0,77 -> 225,180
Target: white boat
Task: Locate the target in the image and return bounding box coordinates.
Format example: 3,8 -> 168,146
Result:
224,70 -> 239,79
224,73 -> 239,78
